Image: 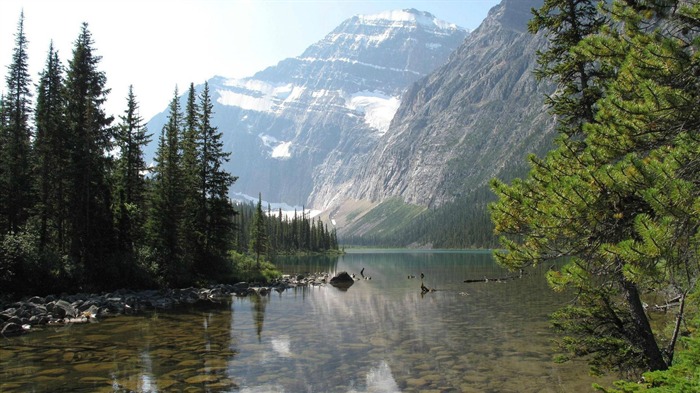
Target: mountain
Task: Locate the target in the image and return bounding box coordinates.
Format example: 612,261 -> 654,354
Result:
147,9 -> 467,206
318,0 -> 554,245
343,0 -> 551,206
146,1 -> 556,248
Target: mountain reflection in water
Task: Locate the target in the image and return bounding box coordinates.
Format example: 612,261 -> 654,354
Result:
0,250 -> 612,392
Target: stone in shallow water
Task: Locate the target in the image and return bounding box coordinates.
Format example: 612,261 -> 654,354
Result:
205,378 -> 237,390
414,363 -> 433,371
177,359 -> 201,367
0,349 -> 15,360
79,376 -> 111,384
184,374 -> 220,384
38,368 -> 67,375
419,373 -> 443,384
203,358 -> 227,369
1,322 -> 23,336
406,377 -> 428,388
33,375 -> 66,383
73,362 -> 115,373
155,378 -> 179,389
459,384 -> 483,393
163,368 -> 195,380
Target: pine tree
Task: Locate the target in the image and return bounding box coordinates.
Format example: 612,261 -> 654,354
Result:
491,0 -> 700,376
196,82 -> 236,272
147,88 -> 185,286
179,83 -> 202,272
33,42 -> 68,254
63,22 -> 115,287
249,193 -> 267,267
1,12 -> 34,234
114,86 -> 150,254
529,0 -> 607,139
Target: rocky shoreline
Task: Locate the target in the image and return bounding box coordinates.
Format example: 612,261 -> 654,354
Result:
0,273 -> 335,337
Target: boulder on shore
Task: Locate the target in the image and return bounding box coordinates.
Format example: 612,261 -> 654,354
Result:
329,272 -> 355,289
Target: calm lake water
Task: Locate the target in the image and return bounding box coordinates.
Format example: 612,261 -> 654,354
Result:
0,250 -> 611,392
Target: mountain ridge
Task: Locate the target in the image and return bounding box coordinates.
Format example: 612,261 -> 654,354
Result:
146,8 -> 468,207
316,0 -> 555,245
312,0 -> 551,210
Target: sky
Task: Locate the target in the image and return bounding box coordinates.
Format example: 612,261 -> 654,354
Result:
0,0 -> 501,121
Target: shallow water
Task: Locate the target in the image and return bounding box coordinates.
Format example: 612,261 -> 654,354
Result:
1,250 -> 611,392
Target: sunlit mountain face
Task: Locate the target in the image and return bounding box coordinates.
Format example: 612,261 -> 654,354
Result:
147,8 -> 467,208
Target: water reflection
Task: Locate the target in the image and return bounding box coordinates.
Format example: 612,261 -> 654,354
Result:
250,294 -> 268,341
1,251 -> 612,392
349,361 -> 400,393
270,335 -> 291,358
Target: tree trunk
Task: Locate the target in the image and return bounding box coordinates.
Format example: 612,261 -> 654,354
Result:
618,267 -> 668,371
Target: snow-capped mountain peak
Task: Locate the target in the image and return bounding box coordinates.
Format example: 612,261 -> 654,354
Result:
147,9 -> 467,206
358,9 -> 462,32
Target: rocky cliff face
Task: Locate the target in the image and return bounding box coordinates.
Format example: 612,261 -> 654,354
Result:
147,9 -> 467,206
311,0 -> 553,212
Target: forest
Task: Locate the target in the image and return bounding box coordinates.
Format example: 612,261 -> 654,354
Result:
490,0 -> 700,391
0,15 -> 338,297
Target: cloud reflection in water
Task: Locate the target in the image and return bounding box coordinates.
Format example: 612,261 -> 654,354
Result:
271,335 -> 292,358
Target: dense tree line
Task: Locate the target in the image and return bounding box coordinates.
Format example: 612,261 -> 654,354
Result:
234,195 -> 339,257
0,16 -> 273,295
490,0 -> 699,389
343,186 -> 499,249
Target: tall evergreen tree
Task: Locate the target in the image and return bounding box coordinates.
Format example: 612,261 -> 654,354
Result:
33,42 -> 68,254
197,81 -> 236,268
1,12 -> 34,233
249,193 -> 267,267
114,86 -> 150,254
148,88 -> 185,286
179,83 -> 202,271
63,22 -> 115,287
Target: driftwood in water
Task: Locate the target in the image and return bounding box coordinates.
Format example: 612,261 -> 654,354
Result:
463,270 -> 527,284
463,277 -> 509,283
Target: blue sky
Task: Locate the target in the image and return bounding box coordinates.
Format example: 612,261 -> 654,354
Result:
0,0 -> 501,119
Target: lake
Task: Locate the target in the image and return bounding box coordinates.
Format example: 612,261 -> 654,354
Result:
0,250 -> 611,392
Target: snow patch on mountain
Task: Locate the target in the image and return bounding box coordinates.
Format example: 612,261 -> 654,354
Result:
300,57 -> 421,75
216,79 -> 305,113
259,133 -> 292,159
345,91 -> 400,134
272,141 -> 292,158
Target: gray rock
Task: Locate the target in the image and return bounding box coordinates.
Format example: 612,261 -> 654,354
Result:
330,272 -> 355,289
27,296 -> 45,304
1,322 -> 23,336
78,300 -> 98,312
6,315 -> 22,325
51,299 -> 77,318
232,282 -> 250,296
